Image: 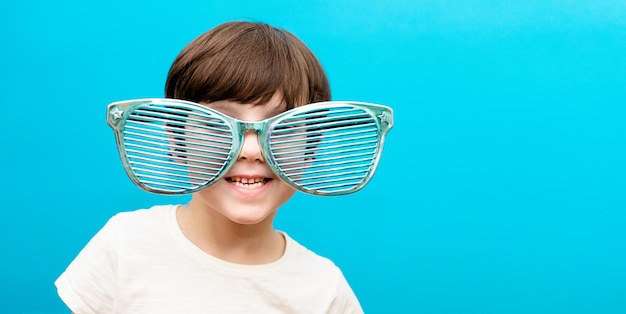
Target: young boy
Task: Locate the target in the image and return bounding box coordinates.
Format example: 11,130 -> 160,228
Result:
55,21 -> 372,313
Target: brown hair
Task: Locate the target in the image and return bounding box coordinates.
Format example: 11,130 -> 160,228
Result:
165,21 -> 330,110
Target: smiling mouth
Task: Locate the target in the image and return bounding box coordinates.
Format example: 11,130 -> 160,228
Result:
225,177 -> 272,189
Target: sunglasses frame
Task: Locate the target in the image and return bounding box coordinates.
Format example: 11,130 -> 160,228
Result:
107,98 -> 394,196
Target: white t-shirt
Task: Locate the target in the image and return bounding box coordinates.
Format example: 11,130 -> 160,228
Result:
55,205 -> 363,314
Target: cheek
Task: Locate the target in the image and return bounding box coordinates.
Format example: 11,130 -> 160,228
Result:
195,179 -> 225,198
269,131 -> 315,181
273,180 -> 298,205
171,124 -> 234,187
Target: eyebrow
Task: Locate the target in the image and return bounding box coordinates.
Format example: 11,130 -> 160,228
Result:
202,105 -> 283,122
266,106 -> 287,119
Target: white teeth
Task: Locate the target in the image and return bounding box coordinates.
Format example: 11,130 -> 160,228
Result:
232,181 -> 265,189
230,177 -> 264,183
228,177 -> 267,189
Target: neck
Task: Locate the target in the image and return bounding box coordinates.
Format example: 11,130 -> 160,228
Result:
177,198 -> 285,265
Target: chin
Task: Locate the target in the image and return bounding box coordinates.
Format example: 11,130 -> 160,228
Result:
224,206 -> 277,225
228,214 -> 273,225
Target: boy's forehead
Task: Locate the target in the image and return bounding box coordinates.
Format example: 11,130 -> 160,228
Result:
201,94 -> 287,120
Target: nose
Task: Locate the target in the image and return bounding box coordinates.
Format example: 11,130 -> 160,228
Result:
238,130 -> 265,162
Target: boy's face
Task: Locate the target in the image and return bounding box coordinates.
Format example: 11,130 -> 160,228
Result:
189,93 -> 297,225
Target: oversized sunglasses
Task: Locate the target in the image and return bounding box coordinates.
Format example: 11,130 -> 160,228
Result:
107,98 -> 393,196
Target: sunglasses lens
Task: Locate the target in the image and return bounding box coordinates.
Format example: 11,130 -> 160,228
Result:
113,101 -> 235,194
268,104 -> 385,195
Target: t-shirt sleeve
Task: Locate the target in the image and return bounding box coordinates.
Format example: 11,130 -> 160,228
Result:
329,267 -> 364,314
55,215 -> 120,314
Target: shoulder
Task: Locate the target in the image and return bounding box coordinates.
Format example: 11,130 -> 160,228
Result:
102,204 -> 179,247
54,204 -> 180,313
283,233 -> 337,265
103,204 -> 176,233
280,233 -> 364,313
282,233 -> 345,280
110,204 -> 177,223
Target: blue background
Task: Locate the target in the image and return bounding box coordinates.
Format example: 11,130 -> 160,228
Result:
2,1 -> 625,313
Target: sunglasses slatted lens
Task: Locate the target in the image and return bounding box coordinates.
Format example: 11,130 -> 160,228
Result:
120,103 -> 235,193
269,105 -> 380,195
110,99 -> 392,196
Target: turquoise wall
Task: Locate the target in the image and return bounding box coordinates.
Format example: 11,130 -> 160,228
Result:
2,1 -> 625,313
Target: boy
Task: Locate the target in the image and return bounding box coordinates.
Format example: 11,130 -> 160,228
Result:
56,21 -> 385,313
